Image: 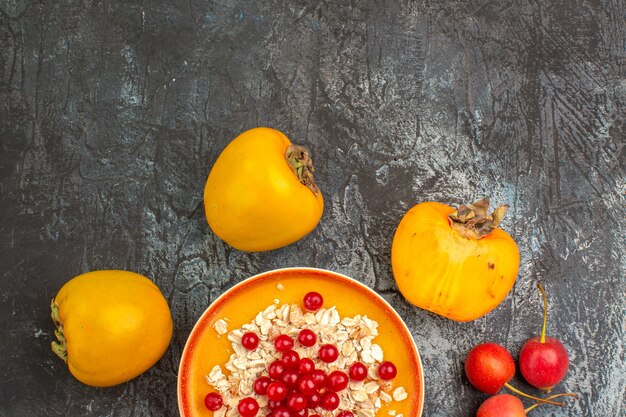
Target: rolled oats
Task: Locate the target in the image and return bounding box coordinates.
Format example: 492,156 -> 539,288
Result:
213,318 -> 229,335
380,390 -> 393,403
392,386 -> 408,401
205,303 -> 408,416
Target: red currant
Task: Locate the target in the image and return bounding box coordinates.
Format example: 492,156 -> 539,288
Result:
320,391 -> 340,411
292,409 -> 308,417
306,392 -> 321,408
281,370 -> 299,389
298,358 -> 315,374
274,334 -> 294,351
327,370 -> 349,392
272,406 -> 291,417
253,376 -> 271,395
377,361 -> 397,380
318,344 -> 339,363
303,292 -> 324,311
348,362 -> 368,381
266,381 -> 288,402
336,412 -> 354,417
310,369 -> 327,389
268,360 -> 286,380
268,400 -> 285,411
241,332 -> 260,350
287,393 -> 307,412
281,349 -> 300,370
204,392 -> 223,411
237,397 -> 259,417
297,329 -> 317,347
296,374 -> 317,396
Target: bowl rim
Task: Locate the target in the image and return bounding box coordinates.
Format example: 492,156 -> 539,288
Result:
177,266 -> 425,417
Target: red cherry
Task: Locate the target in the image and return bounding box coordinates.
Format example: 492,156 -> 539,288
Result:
464,343 -> 515,394
349,362 -> 368,381
336,412 -> 354,417
320,391 -> 340,411
297,375 -> 317,396
269,360 -> 286,380
242,332 -> 260,350
477,392 -> 577,416
476,394 -> 526,417
298,358 -> 315,374
327,370 -> 349,392
281,370 -> 300,389
253,376 -> 271,395
281,349 -> 301,370
520,336 -> 569,390
287,393 -> 307,412
306,392 -> 321,408
318,344 -> 339,363
310,369 -> 327,389
237,397 -> 259,417
267,381 -> 288,402
377,361 -> 397,380
204,392 -> 223,411
298,329 -> 317,347
272,406 -> 291,417
275,334 -> 295,352
303,292 -> 324,311
519,284 -> 569,390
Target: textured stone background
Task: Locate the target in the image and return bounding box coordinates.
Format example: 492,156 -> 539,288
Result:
0,0 -> 624,416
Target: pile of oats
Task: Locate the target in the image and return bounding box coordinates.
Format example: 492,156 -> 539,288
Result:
206,300 -> 408,417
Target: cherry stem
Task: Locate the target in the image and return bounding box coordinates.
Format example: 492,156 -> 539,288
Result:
503,383 -> 562,406
524,392 -> 579,412
537,282 -> 548,344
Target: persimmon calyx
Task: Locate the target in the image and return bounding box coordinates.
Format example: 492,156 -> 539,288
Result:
50,299 -> 68,363
448,197 -> 508,239
285,144 -> 320,195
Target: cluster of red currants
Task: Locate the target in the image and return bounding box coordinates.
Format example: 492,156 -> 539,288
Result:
204,292 -> 398,417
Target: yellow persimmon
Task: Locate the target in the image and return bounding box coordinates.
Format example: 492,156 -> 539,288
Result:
204,127 -> 324,252
391,198 -> 520,321
51,270 -> 173,387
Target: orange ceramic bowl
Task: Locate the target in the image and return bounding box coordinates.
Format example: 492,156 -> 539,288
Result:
178,267 -> 424,417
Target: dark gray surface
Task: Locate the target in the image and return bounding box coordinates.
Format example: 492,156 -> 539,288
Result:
1,0 -> 624,416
